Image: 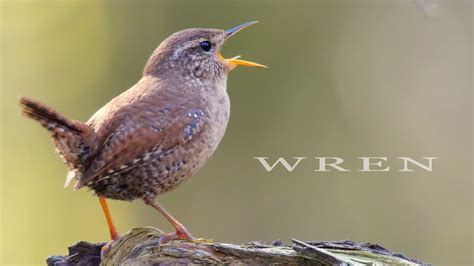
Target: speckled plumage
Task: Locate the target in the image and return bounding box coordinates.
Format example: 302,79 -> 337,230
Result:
85,74 -> 230,200
20,27 -> 233,201
20,23 -> 264,243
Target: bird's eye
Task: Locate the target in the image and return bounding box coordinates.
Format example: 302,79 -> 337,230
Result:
199,41 -> 212,52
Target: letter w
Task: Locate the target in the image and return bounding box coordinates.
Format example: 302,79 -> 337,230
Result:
253,157 -> 307,172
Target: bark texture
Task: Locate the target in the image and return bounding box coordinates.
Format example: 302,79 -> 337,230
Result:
47,227 -> 426,265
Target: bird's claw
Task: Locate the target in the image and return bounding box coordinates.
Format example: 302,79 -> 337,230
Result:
100,237 -> 120,260
157,228 -> 194,246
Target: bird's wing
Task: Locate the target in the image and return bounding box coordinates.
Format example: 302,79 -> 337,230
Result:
75,107 -> 205,189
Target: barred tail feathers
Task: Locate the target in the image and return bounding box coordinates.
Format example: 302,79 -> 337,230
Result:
19,97 -> 96,188
19,96 -> 81,133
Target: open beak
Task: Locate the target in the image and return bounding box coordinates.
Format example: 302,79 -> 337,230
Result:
221,21 -> 267,69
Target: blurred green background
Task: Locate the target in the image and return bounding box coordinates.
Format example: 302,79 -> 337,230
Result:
1,0 -> 472,265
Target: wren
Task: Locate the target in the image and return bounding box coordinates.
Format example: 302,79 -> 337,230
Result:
19,21 -> 265,247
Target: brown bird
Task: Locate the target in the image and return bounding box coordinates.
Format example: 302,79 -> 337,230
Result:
19,21 -> 265,248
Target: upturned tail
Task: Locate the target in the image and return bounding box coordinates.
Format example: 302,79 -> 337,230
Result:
19,97 -> 97,187
20,97 -> 82,133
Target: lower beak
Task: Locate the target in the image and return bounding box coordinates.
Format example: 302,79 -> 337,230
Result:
224,55 -> 267,69
221,21 -> 267,69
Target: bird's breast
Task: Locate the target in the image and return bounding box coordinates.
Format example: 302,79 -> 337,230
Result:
87,77 -> 231,200
188,84 -> 230,153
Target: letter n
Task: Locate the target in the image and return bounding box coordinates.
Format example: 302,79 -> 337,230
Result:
398,157 -> 437,172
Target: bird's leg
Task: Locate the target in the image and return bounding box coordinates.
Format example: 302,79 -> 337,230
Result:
98,197 -> 120,258
144,196 -> 194,244
99,196 -> 120,240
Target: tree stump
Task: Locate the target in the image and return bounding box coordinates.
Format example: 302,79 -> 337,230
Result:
47,227 -> 426,265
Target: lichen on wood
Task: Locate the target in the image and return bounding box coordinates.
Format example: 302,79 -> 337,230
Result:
47,227 -> 426,265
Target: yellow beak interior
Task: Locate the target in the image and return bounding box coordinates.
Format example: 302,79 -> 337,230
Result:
220,21 -> 268,69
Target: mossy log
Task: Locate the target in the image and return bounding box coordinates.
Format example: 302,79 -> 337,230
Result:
47,227 -> 426,265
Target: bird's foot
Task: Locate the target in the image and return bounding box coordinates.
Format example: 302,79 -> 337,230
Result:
157,226 -> 194,246
100,236 -> 120,260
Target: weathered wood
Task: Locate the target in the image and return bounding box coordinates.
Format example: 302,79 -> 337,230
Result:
47,227 -> 426,265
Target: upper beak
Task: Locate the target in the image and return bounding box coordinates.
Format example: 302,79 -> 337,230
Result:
222,21 -> 267,69
224,21 -> 259,40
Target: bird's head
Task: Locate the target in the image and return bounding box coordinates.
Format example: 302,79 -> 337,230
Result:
143,21 -> 266,81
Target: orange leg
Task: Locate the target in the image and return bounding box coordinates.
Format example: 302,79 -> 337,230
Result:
98,197 -> 119,241
144,196 -> 194,244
